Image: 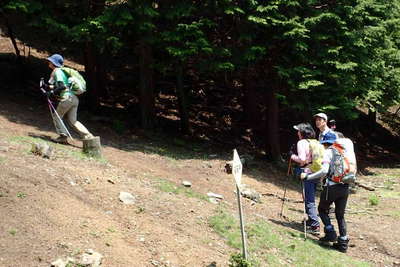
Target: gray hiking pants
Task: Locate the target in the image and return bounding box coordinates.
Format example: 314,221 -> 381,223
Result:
52,94 -> 91,138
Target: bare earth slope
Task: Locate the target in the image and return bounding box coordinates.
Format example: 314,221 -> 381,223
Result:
0,91 -> 399,267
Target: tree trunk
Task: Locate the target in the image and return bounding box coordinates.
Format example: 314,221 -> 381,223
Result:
2,15 -> 21,62
138,40 -> 155,129
1,12 -> 25,89
265,86 -> 282,161
84,43 -> 100,109
244,69 -> 259,130
367,108 -> 376,128
176,64 -> 190,133
83,0 -> 106,110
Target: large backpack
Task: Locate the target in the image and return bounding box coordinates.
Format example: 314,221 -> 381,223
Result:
61,67 -> 87,95
306,139 -> 325,172
329,138 -> 357,184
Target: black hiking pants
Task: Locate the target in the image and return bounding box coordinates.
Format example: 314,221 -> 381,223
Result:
318,183 -> 349,237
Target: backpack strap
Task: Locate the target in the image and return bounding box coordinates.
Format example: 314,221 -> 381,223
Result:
304,139 -> 313,167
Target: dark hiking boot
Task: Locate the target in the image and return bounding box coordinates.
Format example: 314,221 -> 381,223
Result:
333,237 -> 349,253
53,134 -> 68,144
307,226 -> 320,236
319,226 -> 337,243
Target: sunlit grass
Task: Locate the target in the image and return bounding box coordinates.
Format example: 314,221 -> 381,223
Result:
209,208 -> 371,267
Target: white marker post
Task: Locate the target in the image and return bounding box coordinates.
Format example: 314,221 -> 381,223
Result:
232,149 -> 248,260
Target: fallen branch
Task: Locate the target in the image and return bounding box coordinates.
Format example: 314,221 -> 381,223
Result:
261,192 -> 303,203
355,181 -> 375,191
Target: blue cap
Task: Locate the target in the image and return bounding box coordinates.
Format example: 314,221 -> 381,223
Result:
320,132 -> 337,144
47,54 -> 64,67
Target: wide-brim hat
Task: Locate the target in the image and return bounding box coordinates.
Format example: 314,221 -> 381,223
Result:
47,54 -> 64,68
320,132 -> 337,144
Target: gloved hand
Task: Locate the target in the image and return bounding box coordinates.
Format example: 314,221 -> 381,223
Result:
40,82 -> 50,91
43,90 -> 54,97
300,173 -> 308,180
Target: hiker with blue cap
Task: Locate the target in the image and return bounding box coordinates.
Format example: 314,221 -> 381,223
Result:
44,54 -> 93,144
298,132 -> 351,253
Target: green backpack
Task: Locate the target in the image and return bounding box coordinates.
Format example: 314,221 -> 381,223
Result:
306,139 -> 325,173
61,67 -> 87,95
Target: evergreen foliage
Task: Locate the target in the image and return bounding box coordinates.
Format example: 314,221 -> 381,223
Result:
1,0 -> 399,158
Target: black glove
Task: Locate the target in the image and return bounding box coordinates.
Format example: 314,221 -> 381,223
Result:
43,90 -> 54,97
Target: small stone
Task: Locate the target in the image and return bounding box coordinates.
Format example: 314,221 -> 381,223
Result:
207,192 -> 224,199
119,192 -> 136,204
203,162 -> 213,168
107,179 -> 115,184
51,258 -> 68,267
78,250 -> 103,267
151,260 -> 160,266
359,235 -> 364,240
182,181 -> 192,187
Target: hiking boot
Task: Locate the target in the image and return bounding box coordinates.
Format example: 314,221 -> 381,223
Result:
82,133 -> 94,140
319,226 -> 337,243
53,134 -> 68,144
307,226 -> 320,236
333,237 -> 349,253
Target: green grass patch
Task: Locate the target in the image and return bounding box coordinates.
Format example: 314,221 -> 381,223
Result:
368,194 -> 379,206
157,179 -> 207,201
16,192 -> 26,198
9,229 -> 17,236
8,135 -> 107,163
209,209 -> 370,266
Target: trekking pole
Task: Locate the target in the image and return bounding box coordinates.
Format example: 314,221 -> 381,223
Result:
47,99 -> 74,140
301,180 -> 307,240
40,79 -> 74,141
279,158 -> 292,218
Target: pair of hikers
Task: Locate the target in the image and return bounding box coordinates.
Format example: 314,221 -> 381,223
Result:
291,113 -> 354,253
42,54 -> 93,143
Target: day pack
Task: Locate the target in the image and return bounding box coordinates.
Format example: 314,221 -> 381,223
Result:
306,139 -> 325,172
329,138 -> 357,184
61,67 -> 87,95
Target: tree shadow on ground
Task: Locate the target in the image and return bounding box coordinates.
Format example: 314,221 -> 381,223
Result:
1,52 -> 399,209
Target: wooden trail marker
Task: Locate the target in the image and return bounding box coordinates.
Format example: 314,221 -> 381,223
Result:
232,149 -> 248,260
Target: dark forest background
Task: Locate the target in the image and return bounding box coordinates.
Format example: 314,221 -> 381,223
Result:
1,0 -> 400,161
